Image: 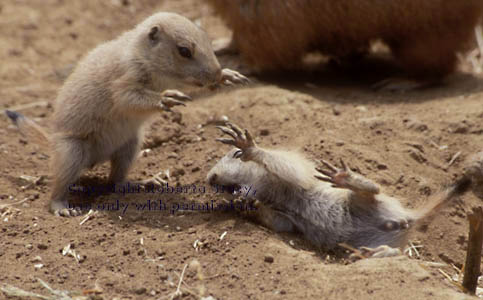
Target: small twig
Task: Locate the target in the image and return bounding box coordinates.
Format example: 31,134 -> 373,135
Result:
37,279 -> 63,297
404,245 -> 423,258
0,198 -> 29,211
429,140 -> 441,149
0,284 -> 50,300
438,269 -> 454,282
419,261 -> 447,268
446,151 -> 462,168
79,209 -> 96,226
5,100 -> 49,112
1,277 -> 82,300
170,264 -> 188,300
408,241 -> 421,258
204,273 -> 223,280
462,207 -> 483,295
181,281 -> 199,298
451,263 -> 462,275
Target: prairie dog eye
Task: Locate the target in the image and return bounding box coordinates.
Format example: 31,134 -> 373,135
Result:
177,46 -> 192,58
233,150 -> 243,158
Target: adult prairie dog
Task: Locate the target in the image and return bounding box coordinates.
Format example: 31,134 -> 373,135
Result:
6,12 -> 248,217
207,0 -> 483,89
207,123 -> 480,258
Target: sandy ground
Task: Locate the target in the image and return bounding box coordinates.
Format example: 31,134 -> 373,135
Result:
1,0 -> 483,299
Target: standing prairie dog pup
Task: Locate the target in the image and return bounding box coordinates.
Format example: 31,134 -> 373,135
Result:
207,123 -> 480,258
6,12 -> 248,217
206,0 -> 483,90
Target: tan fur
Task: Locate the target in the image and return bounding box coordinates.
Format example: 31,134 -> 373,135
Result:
207,0 -> 483,78
8,12 -> 227,216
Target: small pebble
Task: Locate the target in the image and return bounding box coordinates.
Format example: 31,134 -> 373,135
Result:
264,254 -> 274,263
134,287 -> 147,295
167,152 -> 179,159
37,244 -> 48,250
31,256 -> 42,263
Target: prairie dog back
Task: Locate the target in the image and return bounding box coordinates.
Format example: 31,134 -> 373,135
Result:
207,0 -> 483,81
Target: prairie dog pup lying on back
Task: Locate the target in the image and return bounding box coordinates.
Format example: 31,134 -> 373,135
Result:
207,123 -> 479,258
6,12 -> 248,217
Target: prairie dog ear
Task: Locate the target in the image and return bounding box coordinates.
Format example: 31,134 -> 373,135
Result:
148,25 -> 161,44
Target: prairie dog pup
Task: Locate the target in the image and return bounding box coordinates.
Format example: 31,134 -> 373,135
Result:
207,0 -> 483,89
6,12 -> 248,217
207,123 -> 479,258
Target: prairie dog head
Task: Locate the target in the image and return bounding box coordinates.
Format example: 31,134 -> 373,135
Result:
207,149 -> 267,198
133,12 -> 222,87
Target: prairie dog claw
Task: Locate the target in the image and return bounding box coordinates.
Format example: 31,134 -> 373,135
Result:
215,122 -> 256,160
159,89 -> 191,112
221,68 -> 250,85
315,158 -> 380,195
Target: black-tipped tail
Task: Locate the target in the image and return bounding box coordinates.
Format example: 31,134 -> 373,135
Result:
4,109 -> 49,146
414,175 -> 473,223
5,110 -> 23,124
449,175 -> 473,198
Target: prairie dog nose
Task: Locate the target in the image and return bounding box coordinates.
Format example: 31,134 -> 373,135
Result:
208,173 -> 218,185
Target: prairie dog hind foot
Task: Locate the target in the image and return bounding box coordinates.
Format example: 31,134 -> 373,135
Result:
51,200 -> 83,217
341,244 -> 403,261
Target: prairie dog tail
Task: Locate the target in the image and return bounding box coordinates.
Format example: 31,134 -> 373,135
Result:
412,175 -> 473,224
5,110 -> 50,147
413,152 -> 483,224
